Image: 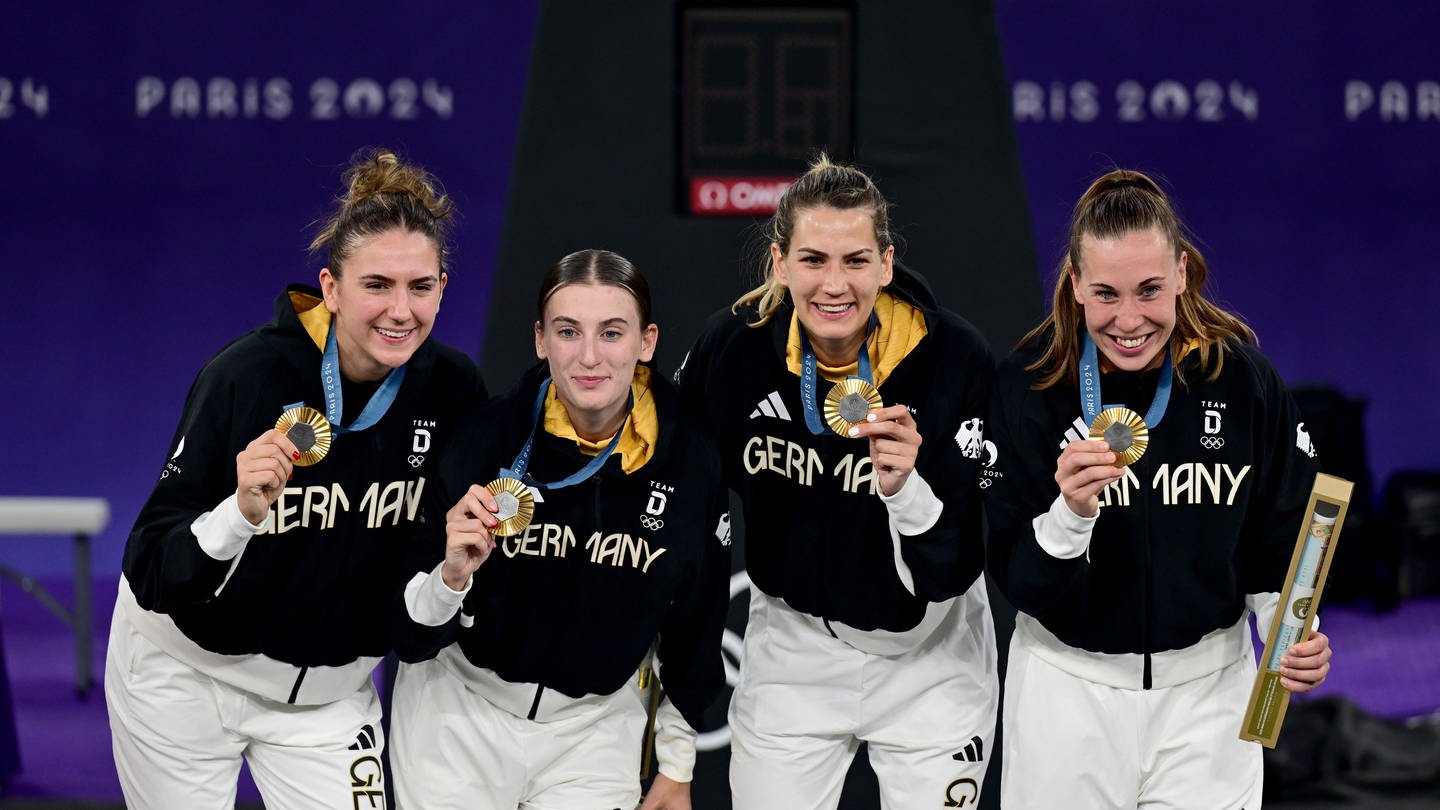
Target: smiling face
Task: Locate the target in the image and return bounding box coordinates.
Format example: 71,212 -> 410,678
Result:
534,282 -> 658,441
773,205 -> 894,366
319,228 -> 445,382
1072,226 -> 1187,372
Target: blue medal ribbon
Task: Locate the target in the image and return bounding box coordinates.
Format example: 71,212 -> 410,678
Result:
500,376 -> 629,490
799,312 -> 879,436
315,320 -> 407,434
1078,332 -> 1173,428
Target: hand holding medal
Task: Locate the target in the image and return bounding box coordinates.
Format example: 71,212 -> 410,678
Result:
844,403 -> 922,497
476,375 -> 627,543
235,428 -> 304,526
234,405 -> 332,526
443,484 -> 503,590
1059,333 -> 1171,517
1055,439 -> 1125,518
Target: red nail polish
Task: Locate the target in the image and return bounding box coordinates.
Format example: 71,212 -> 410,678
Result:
287,472 -> 294,481
292,451 -> 301,460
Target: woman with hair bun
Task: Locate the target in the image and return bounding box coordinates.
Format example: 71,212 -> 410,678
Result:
985,168 -> 1333,808
106,148 -> 485,808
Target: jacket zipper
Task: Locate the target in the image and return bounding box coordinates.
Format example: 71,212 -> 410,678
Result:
1142,459 -> 1153,691
522,475 -> 606,720
593,476 -> 603,525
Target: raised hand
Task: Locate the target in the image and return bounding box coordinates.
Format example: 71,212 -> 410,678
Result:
442,484 -> 501,590
1055,439 -> 1124,518
848,404 -> 922,497
235,429 -> 300,525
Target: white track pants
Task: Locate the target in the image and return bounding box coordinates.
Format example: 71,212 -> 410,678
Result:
105,597 -> 386,810
389,649 -> 649,810
728,584 -> 998,810
1001,625 -> 1263,809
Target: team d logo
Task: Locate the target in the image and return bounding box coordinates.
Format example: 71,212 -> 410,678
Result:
410,428 -> 430,468
642,483 -> 672,532
1204,409 -> 1222,434
1201,408 -> 1226,450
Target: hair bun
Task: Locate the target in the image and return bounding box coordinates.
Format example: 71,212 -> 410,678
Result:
309,147 -> 455,272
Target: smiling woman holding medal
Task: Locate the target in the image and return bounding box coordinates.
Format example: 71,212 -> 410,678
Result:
388,249 -> 730,810
985,168 -> 1334,809
677,156 -> 999,809
105,148 -> 484,808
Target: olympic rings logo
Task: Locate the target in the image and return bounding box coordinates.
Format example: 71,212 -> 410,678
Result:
408,454 -> 426,467
639,515 -> 665,532
1199,436 -> 1225,450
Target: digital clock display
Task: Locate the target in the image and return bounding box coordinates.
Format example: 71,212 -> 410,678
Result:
679,4 -> 854,215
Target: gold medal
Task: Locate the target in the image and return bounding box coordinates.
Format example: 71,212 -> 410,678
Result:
823,378 -> 883,438
275,406 -> 332,466
1088,406 -> 1149,467
485,477 -> 535,537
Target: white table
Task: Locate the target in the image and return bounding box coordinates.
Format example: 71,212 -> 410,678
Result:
0,497 -> 109,697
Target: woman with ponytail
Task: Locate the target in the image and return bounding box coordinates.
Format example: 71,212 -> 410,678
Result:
678,155 -> 998,809
106,148 -> 484,808
985,169 -> 1333,808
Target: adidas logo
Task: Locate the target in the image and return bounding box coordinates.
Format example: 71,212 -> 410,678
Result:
1059,415 -> 1089,450
750,391 -> 791,421
348,723 -> 377,751
951,735 -> 984,763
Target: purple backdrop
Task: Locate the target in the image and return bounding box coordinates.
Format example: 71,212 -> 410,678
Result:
0,3 -> 540,575
1,1 -> 1436,579
992,1 -> 1440,499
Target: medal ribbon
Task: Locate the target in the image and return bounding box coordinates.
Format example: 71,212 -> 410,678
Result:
1078,332 -> 1173,428
799,312 -> 879,436
320,321 -> 406,434
500,376 -> 629,490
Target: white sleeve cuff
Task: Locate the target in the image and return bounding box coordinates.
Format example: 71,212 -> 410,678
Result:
1247,591 -> 1280,637
404,563 -> 470,627
192,492 -> 263,561
1248,591 -> 1320,637
192,494 -> 265,598
1033,494 -> 1097,560
878,471 -> 941,597
653,695 -> 698,783
878,470 -> 943,533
